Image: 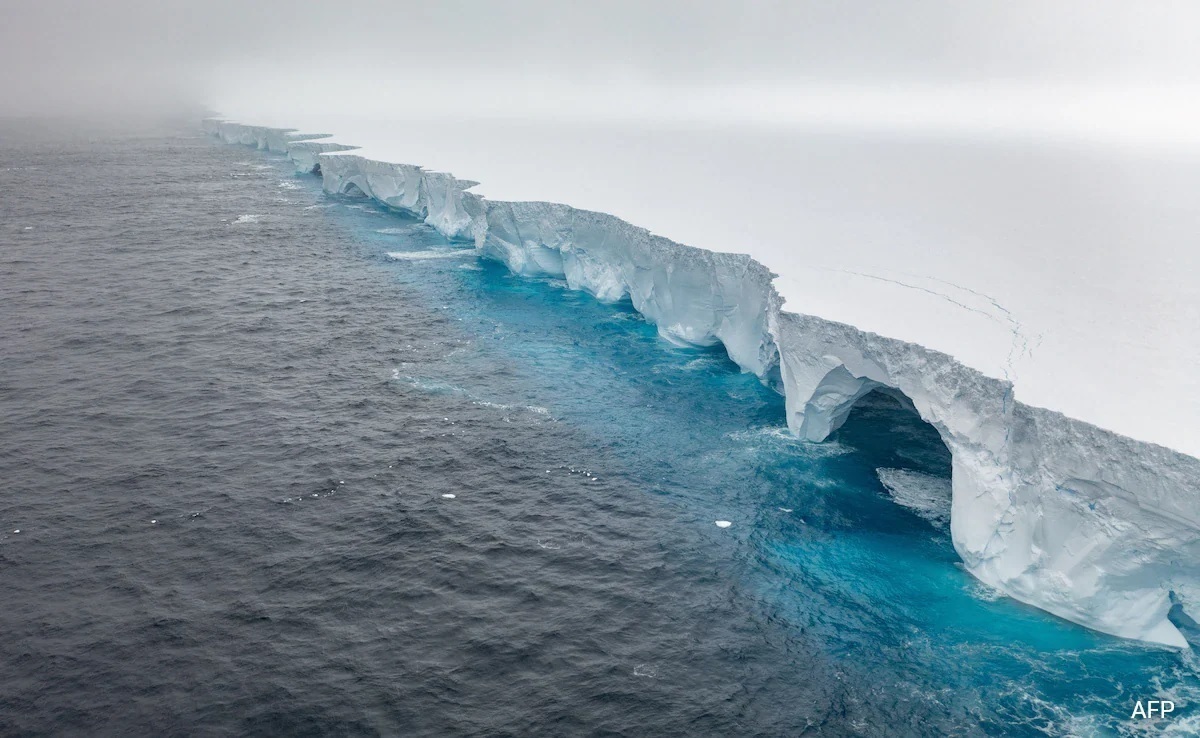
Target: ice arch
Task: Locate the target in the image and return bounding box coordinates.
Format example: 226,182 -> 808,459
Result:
798,366 -> 919,443
340,181 -> 369,198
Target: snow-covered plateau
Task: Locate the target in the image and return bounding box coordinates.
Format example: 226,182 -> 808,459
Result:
204,116 -> 1200,649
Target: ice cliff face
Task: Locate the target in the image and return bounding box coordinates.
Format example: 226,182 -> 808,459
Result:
201,119 -> 341,167
207,119 -> 1200,649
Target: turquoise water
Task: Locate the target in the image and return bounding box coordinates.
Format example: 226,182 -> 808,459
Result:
316,160 -> 1200,735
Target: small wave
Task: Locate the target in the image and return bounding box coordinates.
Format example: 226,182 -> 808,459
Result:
633,664 -> 658,678
395,375 -> 466,394
472,399 -> 552,417
277,180 -> 302,190
386,250 -> 473,261
231,214 -> 260,225
726,427 -> 853,458
393,373 -> 552,418
681,356 -> 721,371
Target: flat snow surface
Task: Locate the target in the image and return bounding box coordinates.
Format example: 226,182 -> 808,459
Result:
222,113 -> 1200,459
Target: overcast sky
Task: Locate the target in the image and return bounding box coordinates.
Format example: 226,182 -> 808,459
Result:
4,0 -> 1200,140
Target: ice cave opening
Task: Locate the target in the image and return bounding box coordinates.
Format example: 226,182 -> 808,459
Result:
340,181 -> 368,198
828,388 -> 955,526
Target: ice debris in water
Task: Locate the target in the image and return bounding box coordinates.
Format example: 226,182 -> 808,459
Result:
875,468 -> 952,528
442,493 -> 456,499
715,520 -> 732,528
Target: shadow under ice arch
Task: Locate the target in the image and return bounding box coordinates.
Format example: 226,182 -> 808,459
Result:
205,119 -> 1200,649
339,180 -> 369,198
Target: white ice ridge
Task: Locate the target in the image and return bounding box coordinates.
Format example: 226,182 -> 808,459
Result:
204,117 -> 1200,649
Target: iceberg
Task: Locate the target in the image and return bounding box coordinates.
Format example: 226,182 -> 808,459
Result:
205,117 -> 1200,649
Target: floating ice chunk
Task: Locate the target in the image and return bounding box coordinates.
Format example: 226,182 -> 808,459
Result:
633,664 -> 657,678
150,520 -> 157,524
715,520 -> 732,528
442,493 -> 456,499
386,249 -> 473,261
12,529 -> 19,533
778,508 -> 794,513
876,468 -> 952,528
231,214 -> 260,224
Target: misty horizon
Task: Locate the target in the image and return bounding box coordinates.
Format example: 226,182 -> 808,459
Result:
6,0 -> 1200,146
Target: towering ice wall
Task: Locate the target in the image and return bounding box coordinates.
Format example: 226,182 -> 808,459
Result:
207,119 -> 1200,649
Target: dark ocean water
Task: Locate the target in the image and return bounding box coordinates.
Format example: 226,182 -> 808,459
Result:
1,119 -> 1197,736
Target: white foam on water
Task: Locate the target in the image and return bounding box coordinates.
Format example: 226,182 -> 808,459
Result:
726,427 -> 854,459
633,664 -> 658,678
374,227 -> 409,235
231,214 -> 260,225
386,249 -> 473,261
278,180 -> 302,190
876,468 -> 953,528
680,356 -> 721,372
